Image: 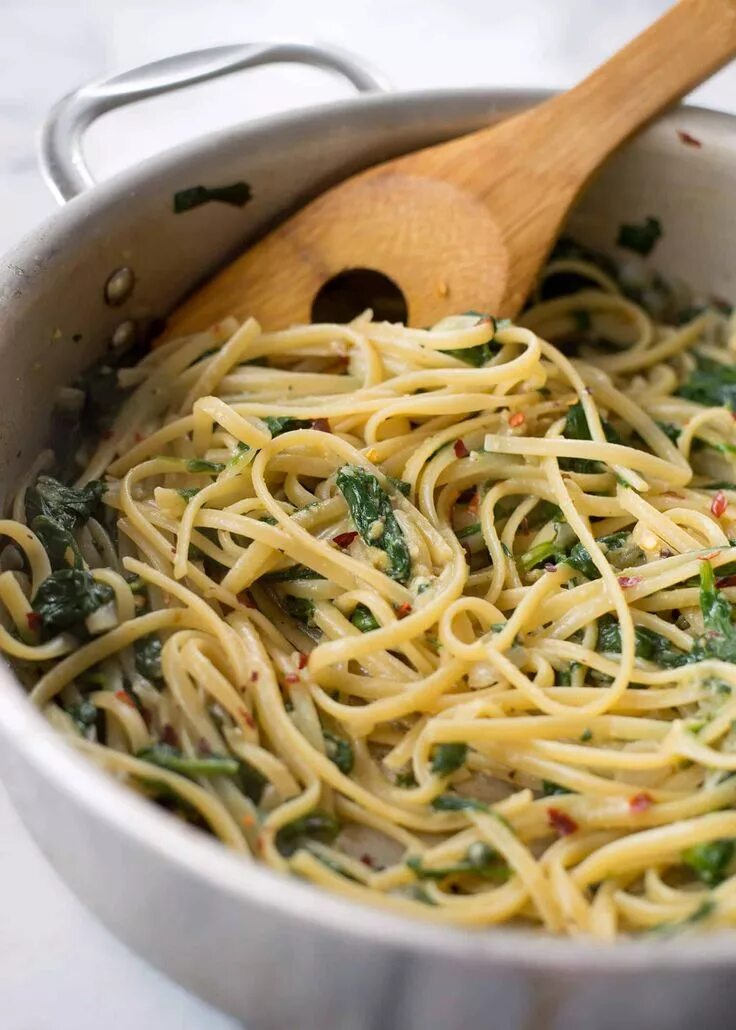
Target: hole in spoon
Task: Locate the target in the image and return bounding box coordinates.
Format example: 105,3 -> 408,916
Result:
311,269 -> 408,324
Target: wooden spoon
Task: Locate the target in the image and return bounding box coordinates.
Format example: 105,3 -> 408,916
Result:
165,0 -> 736,337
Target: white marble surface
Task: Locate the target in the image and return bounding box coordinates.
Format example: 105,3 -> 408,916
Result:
4,1 -> 736,1027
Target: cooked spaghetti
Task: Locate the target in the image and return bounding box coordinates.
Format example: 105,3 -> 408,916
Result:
5,239 -> 736,938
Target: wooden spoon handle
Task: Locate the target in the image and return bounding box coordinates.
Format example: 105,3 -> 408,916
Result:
552,0 -> 736,172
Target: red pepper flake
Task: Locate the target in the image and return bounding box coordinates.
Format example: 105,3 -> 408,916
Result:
250,670 -> 259,683
711,490 -> 728,518
115,690 -> 136,709
629,791 -> 653,813
241,814 -> 255,828
396,602 -> 413,618
548,807 -> 578,836
26,611 -> 41,632
239,708 -> 255,729
468,491 -> 480,516
509,412 -> 525,428
454,439 -> 469,459
284,673 -> 299,685
699,552 -> 720,562
617,576 -> 642,588
161,724 -> 179,748
677,129 -> 702,148
717,574 -> 736,588
312,418 -> 331,433
360,853 -> 377,868
333,530 -> 358,549
298,652 -> 308,669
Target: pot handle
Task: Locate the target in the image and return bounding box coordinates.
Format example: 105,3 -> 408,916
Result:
39,42 -> 389,203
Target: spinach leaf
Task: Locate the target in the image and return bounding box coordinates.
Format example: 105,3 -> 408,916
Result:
263,568 -> 323,585
137,743 -> 240,778
336,465 -> 411,583
324,731 -> 354,774
682,839 -> 735,886
32,515 -> 83,570
431,743 -> 468,776
32,569 -> 114,636
134,634 -> 163,681
26,475 -> 106,530
350,604 -> 380,632
262,416 -> 312,437
695,561 -> 736,662
407,841 -> 509,883
561,402 -> 621,474
265,565 -> 325,583
65,699 -> 98,735
617,216 -> 662,256
596,614 -> 691,667
283,595 -> 316,627
656,421 -> 681,444
677,355 -> 736,411
564,531 -> 642,581
456,521 -> 482,541
387,476 -> 411,497
26,475 -> 107,569
275,810 -> 341,857
173,181 -> 252,213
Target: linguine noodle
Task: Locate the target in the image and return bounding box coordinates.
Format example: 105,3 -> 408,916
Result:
5,245 -> 736,937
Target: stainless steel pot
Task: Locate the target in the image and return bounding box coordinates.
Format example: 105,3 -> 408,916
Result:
2,42 -> 736,1030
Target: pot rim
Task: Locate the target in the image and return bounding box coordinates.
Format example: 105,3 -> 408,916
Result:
3,84 -> 736,971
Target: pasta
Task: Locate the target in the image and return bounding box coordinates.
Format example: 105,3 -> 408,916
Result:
5,237 -> 736,938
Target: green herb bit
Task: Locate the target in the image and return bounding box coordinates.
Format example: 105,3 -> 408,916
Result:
683,839 -> 736,886
32,569 -> 114,636
431,794 -> 488,813
407,841 -> 509,883
387,476 -> 411,497
571,309 -> 592,332
336,465 -> 411,583
134,634 -> 163,682
580,728 -> 593,743
350,604 -> 380,633
456,521 -> 482,540
177,487 -> 201,501
677,354 -> 736,410
518,538 -> 558,572
324,731 -> 354,775
185,458 -> 225,475
617,216 -> 662,256
262,415 -> 312,437
395,769 -> 418,788
268,563 -> 321,583
137,743 -> 240,779
275,810 -> 341,858
656,421 -> 681,444
431,742 -> 468,776
542,780 -> 574,796
266,564 -> 324,583
173,181 -> 252,213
